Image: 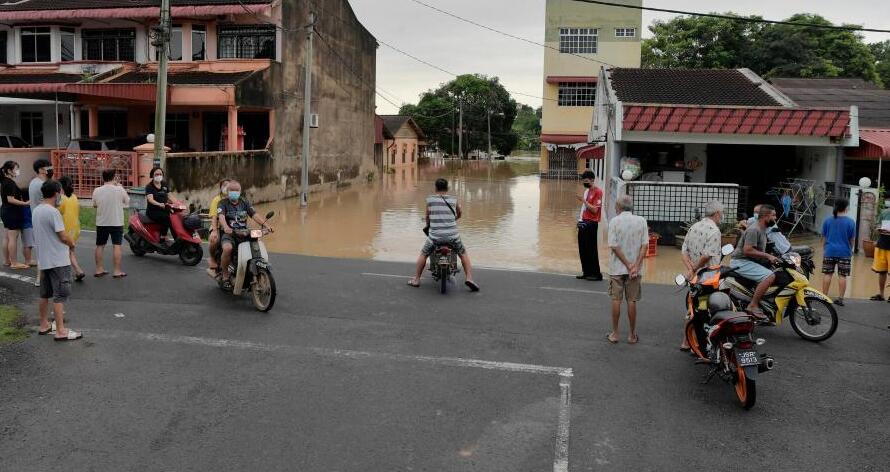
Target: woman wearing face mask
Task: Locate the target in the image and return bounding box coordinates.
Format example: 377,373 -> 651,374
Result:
206,178 -> 231,277
1,161 -> 31,269
145,167 -> 173,243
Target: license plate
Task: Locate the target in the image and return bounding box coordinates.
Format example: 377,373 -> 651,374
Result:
735,350 -> 760,367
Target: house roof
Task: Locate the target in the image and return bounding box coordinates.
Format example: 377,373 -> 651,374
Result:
379,115 -> 425,140
847,128 -> 890,160
0,73 -> 82,84
110,70 -> 257,86
771,78 -> 890,127
609,68 -> 783,107
0,0 -> 270,11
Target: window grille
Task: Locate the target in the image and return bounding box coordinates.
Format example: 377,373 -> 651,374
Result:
559,27 -> 597,54
558,82 -> 596,107
218,25 -> 276,59
626,182 -> 740,223
615,28 -> 636,38
82,29 -> 135,61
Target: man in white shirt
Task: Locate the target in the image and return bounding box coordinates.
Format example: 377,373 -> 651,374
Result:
679,200 -> 724,350
606,195 -> 649,345
92,169 -> 130,278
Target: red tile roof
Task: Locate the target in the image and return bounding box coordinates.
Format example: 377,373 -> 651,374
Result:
847,128 -> 890,160
622,105 -> 851,138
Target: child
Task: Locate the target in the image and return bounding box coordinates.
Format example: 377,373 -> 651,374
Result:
821,198 -> 855,306
57,176 -> 85,281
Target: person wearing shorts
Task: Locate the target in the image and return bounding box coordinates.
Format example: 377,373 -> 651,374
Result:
821,198 -> 855,306
871,207 -> 890,303
92,169 -> 129,278
606,195 -> 648,345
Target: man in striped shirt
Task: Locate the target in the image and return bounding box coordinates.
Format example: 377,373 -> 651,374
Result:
407,178 -> 479,291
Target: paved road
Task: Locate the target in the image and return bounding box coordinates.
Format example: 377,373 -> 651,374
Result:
1,240 -> 888,471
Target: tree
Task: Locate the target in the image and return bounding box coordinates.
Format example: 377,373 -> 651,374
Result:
399,74 -> 519,157
511,104 -> 541,152
642,13 -> 882,86
870,40 -> 890,89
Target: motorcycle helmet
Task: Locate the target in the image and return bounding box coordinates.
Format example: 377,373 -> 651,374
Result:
707,292 -> 733,313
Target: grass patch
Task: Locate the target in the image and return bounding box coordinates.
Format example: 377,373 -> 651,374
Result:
0,305 -> 28,344
79,207 -> 130,231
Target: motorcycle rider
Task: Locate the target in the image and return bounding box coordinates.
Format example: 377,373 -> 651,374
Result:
217,181 -> 271,291
729,204 -> 780,320
206,178 -> 231,278
407,178 -> 479,292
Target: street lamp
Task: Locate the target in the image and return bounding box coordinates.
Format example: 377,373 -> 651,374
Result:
855,177 -> 872,253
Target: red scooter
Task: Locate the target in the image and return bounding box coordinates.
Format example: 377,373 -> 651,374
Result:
125,201 -> 204,266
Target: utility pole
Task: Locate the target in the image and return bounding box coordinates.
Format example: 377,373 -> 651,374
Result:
152,0 -> 171,168
300,11 -> 317,208
457,96 -> 463,160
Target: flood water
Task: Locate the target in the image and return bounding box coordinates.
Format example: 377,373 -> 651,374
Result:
259,159 -> 881,299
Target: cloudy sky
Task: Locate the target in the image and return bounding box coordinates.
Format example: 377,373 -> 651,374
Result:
347,0 -> 890,114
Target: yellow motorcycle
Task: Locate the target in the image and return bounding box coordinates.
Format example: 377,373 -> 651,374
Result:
725,252 -> 838,342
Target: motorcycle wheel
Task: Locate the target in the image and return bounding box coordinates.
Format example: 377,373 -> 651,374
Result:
734,361 -> 757,410
251,267 -> 276,312
684,321 -> 705,359
440,270 -> 448,294
178,243 -> 203,266
789,297 -> 838,342
128,230 -> 146,256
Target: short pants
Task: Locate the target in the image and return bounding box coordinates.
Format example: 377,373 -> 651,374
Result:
822,257 -> 851,277
21,227 -> 34,247
39,266 -> 72,303
421,237 -> 466,256
0,206 -> 24,230
96,226 -> 123,246
730,258 -> 773,282
873,247 -> 890,274
220,232 -> 245,248
609,274 -> 642,302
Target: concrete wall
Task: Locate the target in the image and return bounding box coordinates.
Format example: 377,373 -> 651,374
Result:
164,150 -> 278,210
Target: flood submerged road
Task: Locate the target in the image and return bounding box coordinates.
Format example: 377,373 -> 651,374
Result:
258,158 -> 881,299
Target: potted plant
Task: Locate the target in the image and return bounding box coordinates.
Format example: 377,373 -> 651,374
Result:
863,185 -> 886,258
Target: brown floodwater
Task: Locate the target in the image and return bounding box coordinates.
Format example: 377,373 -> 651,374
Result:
258,159 -> 882,299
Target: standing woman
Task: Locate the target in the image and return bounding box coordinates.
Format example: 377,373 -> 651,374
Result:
0,161 -> 30,269
58,176 -> 85,281
820,198 -> 856,306
145,167 -> 172,243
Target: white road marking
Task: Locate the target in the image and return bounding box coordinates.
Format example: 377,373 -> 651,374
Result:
540,286 -> 608,296
0,269 -> 37,284
361,272 -> 412,279
84,328 -> 573,471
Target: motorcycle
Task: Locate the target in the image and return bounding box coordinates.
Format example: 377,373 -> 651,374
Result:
676,255 -> 774,410
764,228 -> 815,279
215,211 -> 277,312
725,252 -> 838,342
429,242 -> 459,294
125,201 -> 204,266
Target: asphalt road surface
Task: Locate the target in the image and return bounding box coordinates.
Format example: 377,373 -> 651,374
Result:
1,239 -> 888,471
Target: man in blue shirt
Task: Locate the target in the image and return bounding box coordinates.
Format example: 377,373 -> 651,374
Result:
821,198 -> 856,306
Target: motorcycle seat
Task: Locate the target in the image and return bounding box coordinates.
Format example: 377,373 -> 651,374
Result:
137,212 -> 155,225
791,245 -> 813,257
709,310 -> 750,325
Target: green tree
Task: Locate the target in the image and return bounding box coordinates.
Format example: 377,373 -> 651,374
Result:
511,104 -> 541,152
642,14 -> 762,70
399,74 -> 518,157
870,40 -> 890,88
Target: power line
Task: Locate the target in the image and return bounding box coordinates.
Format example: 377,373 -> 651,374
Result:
408,0 -> 617,67
570,0 -> 890,34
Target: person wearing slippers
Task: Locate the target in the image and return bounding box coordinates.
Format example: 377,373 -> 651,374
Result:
606,196 -> 648,345
729,205 -> 779,321
32,180 -> 81,342
407,178 -> 479,292
870,204 -> 890,303
1,161 -> 31,270
92,169 -> 129,279
57,176 -> 86,281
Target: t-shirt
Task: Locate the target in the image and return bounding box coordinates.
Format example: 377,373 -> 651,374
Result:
426,194 -> 459,242
1,176 -> 23,207
578,187 -> 603,222
145,182 -> 170,217
821,215 -> 856,258
208,194 -> 224,227
28,177 -> 43,210
92,184 -> 129,227
58,194 -> 81,241
682,218 -> 722,267
732,224 -> 767,261
877,209 -> 890,250
217,198 -> 256,230
32,203 -> 70,270
607,211 -> 649,276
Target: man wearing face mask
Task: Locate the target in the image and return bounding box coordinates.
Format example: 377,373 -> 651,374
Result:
217,181 -> 270,291
730,204 -> 780,320
575,170 -> 603,281
26,159 -> 54,284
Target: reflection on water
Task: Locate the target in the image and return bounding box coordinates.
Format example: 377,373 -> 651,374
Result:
259,159 -> 880,299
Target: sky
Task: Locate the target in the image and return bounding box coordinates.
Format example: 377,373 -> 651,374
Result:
347,0 -> 890,114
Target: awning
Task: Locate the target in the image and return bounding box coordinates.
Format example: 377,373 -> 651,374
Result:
576,144 -> 604,160
0,4 -> 271,21
546,76 -> 598,84
541,133 -> 587,145
847,128 -> 890,160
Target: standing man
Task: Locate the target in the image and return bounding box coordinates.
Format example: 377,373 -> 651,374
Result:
730,205 -> 779,320
680,200 -> 724,350
92,169 -> 130,278
606,195 -> 649,344
28,159 -> 54,285
33,180 -> 81,341
576,170 -> 603,281
870,203 -> 890,303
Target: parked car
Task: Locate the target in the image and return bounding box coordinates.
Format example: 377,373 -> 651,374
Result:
67,136 -> 147,152
0,134 -> 33,148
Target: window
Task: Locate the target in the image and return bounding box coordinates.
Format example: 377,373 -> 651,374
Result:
0,31 -> 7,64
218,25 -> 276,59
20,112 -> 44,147
21,27 -> 51,63
558,82 -> 596,107
152,113 -> 190,151
156,25 -> 182,61
60,27 -> 76,62
192,25 -> 206,61
559,27 -> 597,54
615,28 -> 636,38
0,137 -> 8,148
9,136 -> 30,148
82,29 -> 135,61
98,111 -> 128,138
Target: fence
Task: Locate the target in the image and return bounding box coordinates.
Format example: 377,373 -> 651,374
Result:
51,150 -> 139,198
623,181 -> 740,223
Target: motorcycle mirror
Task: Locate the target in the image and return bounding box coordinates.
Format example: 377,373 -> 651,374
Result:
265,211 -> 275,220
674,274 -> 686,286
721,244 -> 734,256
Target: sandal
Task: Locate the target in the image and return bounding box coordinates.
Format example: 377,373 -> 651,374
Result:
74,272 -> 86,282
465,280 -> 480,292
406,278 -> 420,288
38,321 -> 56,336
112,273 -> 127,278
94,272 -> 108,278
869,294 -> 885,301
628,334 -> 640,344
9,262 -> 29,270
746,307 -> 768,320
605,333 -> 618,344
54,330 -> 83,342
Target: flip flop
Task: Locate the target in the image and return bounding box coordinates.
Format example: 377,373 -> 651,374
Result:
9,263 -> 29,270
27,261 -> 37,267
94,272 -> 108,278
74,272 -> 86,282
869,294 -> 885,301
605,333 -> 618,344
679,346 -> 691,352
407,279 -> 420,288
38,321 -> 56,336
112,273 -> 127,278
54,330 -> 83,342
628,334 -> 640,344
465,280 -> 480,292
